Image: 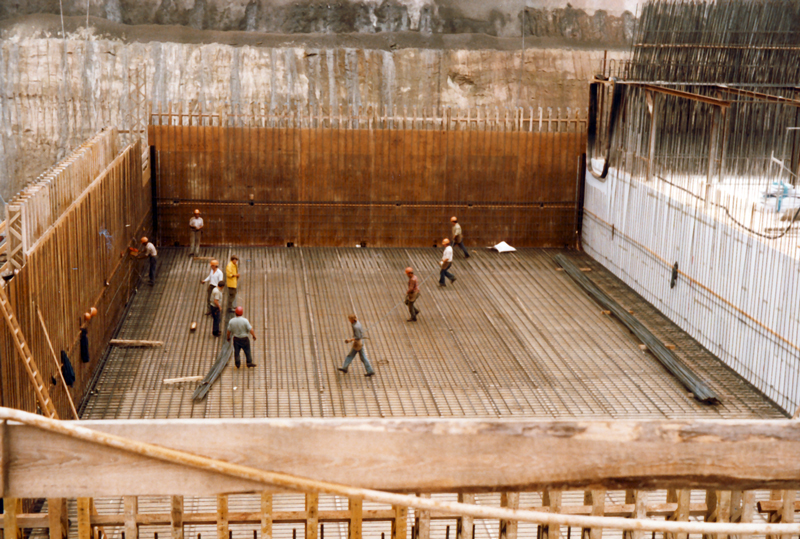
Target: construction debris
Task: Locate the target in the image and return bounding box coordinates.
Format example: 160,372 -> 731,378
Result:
109,339 -> 164,348
492,241 -> 516,253
163,376 -> 204,385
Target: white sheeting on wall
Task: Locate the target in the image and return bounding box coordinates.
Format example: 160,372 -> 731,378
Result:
582,168 -> 800,414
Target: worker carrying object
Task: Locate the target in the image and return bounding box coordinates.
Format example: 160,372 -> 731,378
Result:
136,237 -> 158,286
404,267 -> 421,322
439,238 -> 456,287
227,306 -> 257,368
200,259 -> 224,315
450,216 -> 470,258
189,209 -> 204,257
338,314 -> 375,377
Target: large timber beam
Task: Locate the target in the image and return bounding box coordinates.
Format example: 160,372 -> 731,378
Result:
1,414 -> 799,498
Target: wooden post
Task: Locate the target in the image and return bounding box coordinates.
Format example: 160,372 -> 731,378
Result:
583,490 -> 605,539
261,492 -> 273,539
666,489 -> 690,539
171,496 -> 184,539
499,492 -> 519,539
415,494 -> 431,539
77,498 -> 92,539
767,490 -> 797,539
124,496 -> 138,539
305,493 -> 318,539
624,490 -> 647,539
217,495 -> 229,539
48,498 -> 68,539
730,491 -> 755,524
703,490 -> 731,539
456,494 -> 474,539
3,498 -> 20,539
542,490 -> 562,539
391,505 -> 408,539
348,498 -> 362,539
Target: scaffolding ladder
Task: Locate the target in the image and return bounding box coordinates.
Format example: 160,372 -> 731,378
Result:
0,285 -> 59,419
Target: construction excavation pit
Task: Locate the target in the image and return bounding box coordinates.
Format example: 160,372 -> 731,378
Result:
0,1 -> 798,539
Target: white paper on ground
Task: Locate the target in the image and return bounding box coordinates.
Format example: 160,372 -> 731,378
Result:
492,241 -> 516,253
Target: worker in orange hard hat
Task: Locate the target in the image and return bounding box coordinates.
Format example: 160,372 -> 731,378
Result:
404,267 -> 421,322
439,238 -> 456,287
189,209 -> 204,257
227,306 -> 257,368
450,216 -> 470,258
135,236 -> 158,285
200,258 -> 224,315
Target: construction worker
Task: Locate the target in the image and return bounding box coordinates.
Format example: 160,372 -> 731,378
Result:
338,314 -> 375,377
226,255 -> 240,312
404,267 -> 420,322
200,259 -> 224,315
227,306 -> 257,368
189,209 -> 203,257
450,216 -> 470,258
136,237 -> 158,285
210,281 -> 224,337
439,238 -> 456,287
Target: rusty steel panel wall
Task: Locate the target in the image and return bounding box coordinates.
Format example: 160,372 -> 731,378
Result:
151,125 -> 585,248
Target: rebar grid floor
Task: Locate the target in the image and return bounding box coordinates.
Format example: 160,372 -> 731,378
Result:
82,247 -> 783,420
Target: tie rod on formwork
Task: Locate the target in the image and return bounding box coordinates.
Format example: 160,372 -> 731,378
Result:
2,407 -> 800,536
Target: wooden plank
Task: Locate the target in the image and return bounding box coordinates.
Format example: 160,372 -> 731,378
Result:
48,498 -> 68,539
499,492 -> 519,539
584,489 -> 606,539
392,506 -> 408,539
171,496 -> 184,539
261,493 -> 273,539
348,498 -> 362,539
217,495 -> 228,539
415,494 -> 431,539
625,490 -> 647,539
5,412 -> 800,499
124,497 -> 138,539
541,490 -> 561,539
456,494 -> 474,539
3,498 -> 20,539
77,498 -> 92,539
306,493 -> 319,539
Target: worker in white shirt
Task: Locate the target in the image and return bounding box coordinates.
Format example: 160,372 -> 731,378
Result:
136,237 -> 158,285
439,238 -> 456,287
189,209 -> 203,257
200,259 -> 224,315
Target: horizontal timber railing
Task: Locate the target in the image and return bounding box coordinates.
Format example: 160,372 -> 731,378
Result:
1,410 -> 799,539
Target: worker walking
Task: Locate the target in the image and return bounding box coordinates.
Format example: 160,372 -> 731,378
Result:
227,306 -> 257,368
439,238 -> 456,287
338,314 -> 375,377
189,209 -> 203,257
404,267 -> 421,322
136,237 -> 158,285
210,281 -> 224,337
200,259 -> 224,315
451,216 -> 470,258
226,255 -> 240,312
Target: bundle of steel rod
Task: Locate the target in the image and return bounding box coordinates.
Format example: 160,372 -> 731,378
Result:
554,254 -> 717,404
192,311 -> 235,401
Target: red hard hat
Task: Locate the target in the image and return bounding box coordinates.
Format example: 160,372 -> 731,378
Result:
235,306 -> 244,316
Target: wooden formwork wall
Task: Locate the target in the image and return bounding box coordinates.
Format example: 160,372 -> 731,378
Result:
149,107 -> 586,248
0,140 -> 151,417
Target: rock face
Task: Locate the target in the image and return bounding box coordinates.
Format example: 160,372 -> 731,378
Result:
1,0 -> 635,44
0,1 -> 635,198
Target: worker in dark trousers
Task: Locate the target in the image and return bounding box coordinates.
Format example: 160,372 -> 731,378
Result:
136,237 -> 158,285
210,281 -> 224,337
200,259 -> 224,315
404,267 -> 420,322
450,216 -> 470,258
227,306 -> 257,368
439,238 -> 456,287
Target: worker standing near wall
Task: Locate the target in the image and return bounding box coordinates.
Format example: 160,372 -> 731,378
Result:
189,209 -> 203,257
450,216 -> 470,258
404,267 -> 420,322
227,306 -> 257,368
210,281 -> 224,337
200,259 -> 224,315
226,255 -> 240,312
136,237 -> 158,286
338,314 -> 375,377
439,238 -> 456,287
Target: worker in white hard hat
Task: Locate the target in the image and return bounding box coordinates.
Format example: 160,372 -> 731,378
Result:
450,216 -> 470,258
189,209 -> 204,257
404,267 -> 421,322
439,238 -> 456,287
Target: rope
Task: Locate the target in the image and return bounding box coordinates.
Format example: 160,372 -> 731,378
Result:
2,407 -> 800,536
